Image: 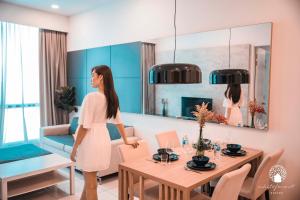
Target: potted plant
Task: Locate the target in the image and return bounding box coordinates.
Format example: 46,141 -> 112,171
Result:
192,103 -> 214,156
54,86 -> 78,115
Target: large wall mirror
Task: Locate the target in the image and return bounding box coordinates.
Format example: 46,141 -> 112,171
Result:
144,22 -> 272,130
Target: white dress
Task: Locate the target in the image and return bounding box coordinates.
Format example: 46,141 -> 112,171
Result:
223,90 -> 244,127
76,92 -> 122,172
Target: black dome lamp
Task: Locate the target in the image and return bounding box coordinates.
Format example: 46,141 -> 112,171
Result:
209,28 -> 249,84
149,0 -> 202,84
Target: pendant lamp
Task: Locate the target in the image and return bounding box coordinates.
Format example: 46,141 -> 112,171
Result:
149,0 -> 202,84
209,28 -> 249,84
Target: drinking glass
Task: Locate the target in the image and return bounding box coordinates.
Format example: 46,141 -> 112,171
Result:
160,153 -> 168,165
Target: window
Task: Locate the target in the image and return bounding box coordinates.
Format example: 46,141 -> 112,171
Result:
0,22 -> 40,145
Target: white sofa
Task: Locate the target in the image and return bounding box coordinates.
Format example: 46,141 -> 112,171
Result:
40,123 -> 139,177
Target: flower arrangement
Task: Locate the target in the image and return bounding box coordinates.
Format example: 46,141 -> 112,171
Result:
212,114 -> 227,124
249,100 -> 266,115
192,103 -> 214,156
248,99 -> 265,128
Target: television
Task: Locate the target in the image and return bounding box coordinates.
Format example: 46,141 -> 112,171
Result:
181,97 -> 213,119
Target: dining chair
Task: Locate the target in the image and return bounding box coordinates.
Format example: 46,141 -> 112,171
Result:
239,148 -> 284,200
118,140 -> 159,200
155,130 -> 181,148
191,163 -> 251,200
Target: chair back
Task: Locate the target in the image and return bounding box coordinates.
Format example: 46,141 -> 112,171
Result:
212,163 -> 251,200
155,130 -> 180,148
251,148 -> 284,198
118,140 -> 151,162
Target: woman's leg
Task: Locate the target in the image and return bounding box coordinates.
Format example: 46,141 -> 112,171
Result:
83,171 -> 98,200
80,183 -> 86,200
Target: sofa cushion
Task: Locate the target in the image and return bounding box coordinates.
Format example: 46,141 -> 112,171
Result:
107,123 -> 122,140
0,144 -> 52,164
45,135 -> 74,147
69,117 -> 79,135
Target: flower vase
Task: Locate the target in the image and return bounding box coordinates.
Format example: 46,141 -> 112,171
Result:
196,127 -> 205,156
251,114 -> 255,128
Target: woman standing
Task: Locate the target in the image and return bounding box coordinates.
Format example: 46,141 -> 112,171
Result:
223,84 -> 244,127
70,65 -> 138,200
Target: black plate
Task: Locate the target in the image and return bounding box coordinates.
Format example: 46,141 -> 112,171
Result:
186,160 -> 216,171
222,148 -> 247,156
152,153 -> 179,162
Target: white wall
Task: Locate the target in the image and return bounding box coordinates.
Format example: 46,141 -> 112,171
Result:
69,0 -> 300,199
0,2 -> 68,32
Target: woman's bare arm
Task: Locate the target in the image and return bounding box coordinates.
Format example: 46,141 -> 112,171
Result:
70,125 -> 88,161
116,123 -> 138,148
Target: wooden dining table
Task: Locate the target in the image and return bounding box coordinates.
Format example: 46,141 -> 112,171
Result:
118,146 -> 263,200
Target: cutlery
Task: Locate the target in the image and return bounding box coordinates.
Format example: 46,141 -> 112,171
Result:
184,166 -> 202,174
146,159 -> 159,163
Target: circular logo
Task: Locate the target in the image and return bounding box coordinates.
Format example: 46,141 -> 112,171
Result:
269,165 -> 287,183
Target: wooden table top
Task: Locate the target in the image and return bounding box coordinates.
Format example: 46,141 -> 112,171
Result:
119,147 -> 263,191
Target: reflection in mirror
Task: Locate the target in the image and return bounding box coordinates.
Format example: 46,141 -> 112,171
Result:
145,22 -> 272,130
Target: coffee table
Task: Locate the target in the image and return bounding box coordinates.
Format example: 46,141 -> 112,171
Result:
0,153 -> 75,200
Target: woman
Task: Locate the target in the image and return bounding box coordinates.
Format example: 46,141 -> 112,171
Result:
70,65 -> 138,200
223,84 -> 244,127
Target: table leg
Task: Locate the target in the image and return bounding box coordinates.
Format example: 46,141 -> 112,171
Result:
69,165 -> 75,195
1,180 -> 7,200
123,170 -> 128,200
118,169 -> 123,200
128,172 -> 134,200
139,176 -> 144,200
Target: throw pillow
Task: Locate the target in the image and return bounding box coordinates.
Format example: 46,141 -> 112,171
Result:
107,123 -> 122,140
69,117 -> 79,135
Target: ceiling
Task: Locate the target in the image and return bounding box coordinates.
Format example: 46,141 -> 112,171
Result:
0,0 -> 120,16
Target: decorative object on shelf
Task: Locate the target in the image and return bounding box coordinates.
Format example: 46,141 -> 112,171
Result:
209,28 -> 249,84
149,0 -> 201,84
249,99 -> 266,128
192,103 -> 214,156
54,86 -> 78,113
161,98 -> 168,116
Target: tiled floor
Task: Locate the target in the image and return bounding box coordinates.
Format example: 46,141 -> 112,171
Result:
9,170 -> 124,200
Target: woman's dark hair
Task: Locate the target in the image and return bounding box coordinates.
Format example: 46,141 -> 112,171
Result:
224,84 -> 241,104
92,65 -> 119,119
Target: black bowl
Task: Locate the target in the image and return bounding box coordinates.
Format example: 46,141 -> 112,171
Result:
227,144 -> 241,153
157,148 -> 172,155
192,155 -> 209,166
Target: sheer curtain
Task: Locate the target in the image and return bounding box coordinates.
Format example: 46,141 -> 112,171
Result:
0,22 -> 39,145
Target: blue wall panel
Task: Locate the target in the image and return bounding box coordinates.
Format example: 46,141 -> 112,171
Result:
111,42 -> 141,78
67,78 -> 87,106
86,46 -> 111,93
67,50 -> 87,79
114,78 -> 142,113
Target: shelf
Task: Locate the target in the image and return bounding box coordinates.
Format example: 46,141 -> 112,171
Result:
7,171 -> 68,198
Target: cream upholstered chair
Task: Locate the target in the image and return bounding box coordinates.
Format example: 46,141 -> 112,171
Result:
118,140 -> 158,200
239,149 -> 284,200
191,163 -> 251,200
155,130 -> 181,148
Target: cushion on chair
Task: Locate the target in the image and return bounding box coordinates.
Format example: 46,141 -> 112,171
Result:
45,135 -> 75,147
0,144 -> 52,164
69,117 -> 79,134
